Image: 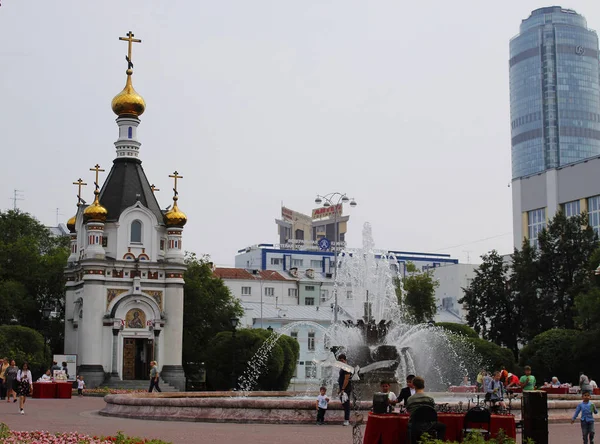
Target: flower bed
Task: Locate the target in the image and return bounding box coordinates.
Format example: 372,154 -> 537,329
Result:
0,424 -> 171,444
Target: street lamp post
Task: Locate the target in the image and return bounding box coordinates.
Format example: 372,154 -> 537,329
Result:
41,306 -> 53,365
314,192 -> 357,323
230,317 -> 240,390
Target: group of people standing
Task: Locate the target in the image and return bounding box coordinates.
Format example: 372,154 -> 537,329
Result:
0,358 -> 34,414
474,366 -> 537,408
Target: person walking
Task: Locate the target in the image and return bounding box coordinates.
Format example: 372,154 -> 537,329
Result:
16,362 -> 33,415
337,354 -> 352,426
148,361 -> 161,393
572,391 -> 598,444
5,360 -> 18,403
0,357 -> 8,400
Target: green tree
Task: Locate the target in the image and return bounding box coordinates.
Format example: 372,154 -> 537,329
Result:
399,262 -> 439,323
435,322 -> 479,338
459,251 -> 519,355
509,240 -> 542,341
0,210 -> 69,353
0,325 -> 49,377
574,247 -> 600,330
203,328 -> 299,391
467,337 -> 517,373
182,253 -> 243,377
536,212 -> 597,329
519,329 -> 582,384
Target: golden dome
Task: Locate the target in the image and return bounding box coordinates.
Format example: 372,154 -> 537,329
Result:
83,193 -> 108,222
164,197 -> 187,227
67,214 -> 77,233
111,69 -> 146,117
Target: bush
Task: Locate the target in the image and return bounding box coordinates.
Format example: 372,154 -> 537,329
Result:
203,328 -> 299,391
467,337 -> 516,373
0,325 -> 49,378
519,328 -> 582,384
436,322 -> 479,338
417,429 -> 531,444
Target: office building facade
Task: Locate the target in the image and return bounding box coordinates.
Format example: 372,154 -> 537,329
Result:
509,6 -> 600,179
510,7 -> 600,247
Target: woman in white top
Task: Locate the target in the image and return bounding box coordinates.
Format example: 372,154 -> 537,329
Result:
16,362 -> 33,415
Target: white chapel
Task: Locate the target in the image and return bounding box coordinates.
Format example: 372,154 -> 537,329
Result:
63,32 -> 187,390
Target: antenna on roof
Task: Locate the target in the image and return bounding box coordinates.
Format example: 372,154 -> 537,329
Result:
9,189 -> 24,210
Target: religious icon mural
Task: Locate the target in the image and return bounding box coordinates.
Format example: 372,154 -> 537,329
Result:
125,309 -> 146,329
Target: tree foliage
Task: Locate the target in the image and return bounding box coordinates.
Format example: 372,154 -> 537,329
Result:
467,337 -> 517,373
536,212 -> 597,329
435,322 -> 479,338
0,325 -> 49,377
0,210 -> 69,355
519,329 -> 583,384
203,329 -> 299,391
461,213 -> 599,358
399,263 -> 439,324
458,250 -> 519,355
182,253 -> 243,376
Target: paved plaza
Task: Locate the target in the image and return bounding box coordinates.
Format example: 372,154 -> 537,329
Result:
0,396 -> 585,443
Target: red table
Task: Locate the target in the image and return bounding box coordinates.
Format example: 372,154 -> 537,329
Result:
449,386 -> 477,393
56,382 -> 73,399
363,412 -> 516,444
32,382 -> 57,399
541,387 -> 569,395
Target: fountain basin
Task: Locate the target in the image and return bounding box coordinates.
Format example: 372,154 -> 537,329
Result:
99,391 -> 596,424
99,391 -> 370,424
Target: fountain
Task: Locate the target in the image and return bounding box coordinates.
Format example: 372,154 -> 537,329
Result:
100,223 -> 477,423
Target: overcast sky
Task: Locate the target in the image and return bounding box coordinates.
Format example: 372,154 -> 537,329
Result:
1,1 -> 599,266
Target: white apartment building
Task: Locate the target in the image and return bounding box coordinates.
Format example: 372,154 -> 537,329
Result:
430,263 -> 477,324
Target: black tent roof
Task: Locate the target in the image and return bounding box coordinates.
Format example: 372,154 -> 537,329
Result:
99,157 -> 164,224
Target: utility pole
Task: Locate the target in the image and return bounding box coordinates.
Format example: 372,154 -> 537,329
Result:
9,189 -> 24,210
55,208 -> 64,225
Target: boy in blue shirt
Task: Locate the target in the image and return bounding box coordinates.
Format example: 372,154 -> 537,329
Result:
572,391 -> 598,444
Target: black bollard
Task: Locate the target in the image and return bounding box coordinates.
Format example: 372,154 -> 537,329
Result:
522,390 -> 548,444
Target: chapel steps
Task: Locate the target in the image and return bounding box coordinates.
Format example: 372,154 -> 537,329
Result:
102,379 -> 179,392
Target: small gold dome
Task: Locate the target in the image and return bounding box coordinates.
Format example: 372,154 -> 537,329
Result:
67,214 -> 77,233
83,193 -> 108,222
111,70 -> 146,117
164,197 -> 187,227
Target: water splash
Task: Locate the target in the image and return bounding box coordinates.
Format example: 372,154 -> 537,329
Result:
238,222 -> 478,392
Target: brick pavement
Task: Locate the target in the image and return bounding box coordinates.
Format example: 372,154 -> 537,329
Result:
0,396 -> 586,443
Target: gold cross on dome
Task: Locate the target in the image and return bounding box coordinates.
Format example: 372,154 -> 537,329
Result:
90,164 -> 105,191
169,171 -> 183,196
119,31 -> 142,69
73,178 -> 88,205
150,184 -> 160,193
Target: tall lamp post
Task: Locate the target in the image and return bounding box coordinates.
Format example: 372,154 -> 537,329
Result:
314,192 -> 357,323
41,306 -> 53,365
230,317 -> 239,390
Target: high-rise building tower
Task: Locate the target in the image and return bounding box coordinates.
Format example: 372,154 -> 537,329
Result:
510,7 -> 600,248
509,6 -> 600,179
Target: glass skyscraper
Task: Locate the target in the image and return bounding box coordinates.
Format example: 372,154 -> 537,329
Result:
509,6 -> 600,179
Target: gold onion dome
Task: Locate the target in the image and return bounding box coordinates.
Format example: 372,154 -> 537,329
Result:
67,214 -> 77,233
83,193 -> 108,222
111,69 -> 146,117
164,197 -> 187,227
